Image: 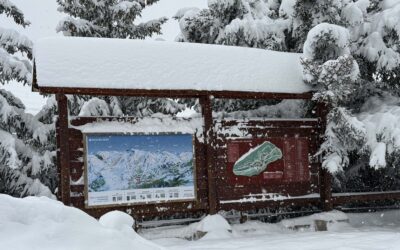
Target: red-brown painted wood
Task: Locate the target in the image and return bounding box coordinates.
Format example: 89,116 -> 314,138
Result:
56,94 -> 71,205
34,86 -> 313,100
199,95 -> 218,215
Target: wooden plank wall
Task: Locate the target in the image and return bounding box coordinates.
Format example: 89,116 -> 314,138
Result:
213,119 -> 322,211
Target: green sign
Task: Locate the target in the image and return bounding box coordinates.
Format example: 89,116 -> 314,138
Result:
233,141 -> 282,177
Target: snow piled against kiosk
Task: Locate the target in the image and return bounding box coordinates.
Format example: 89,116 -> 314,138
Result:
0,194 -> 162,250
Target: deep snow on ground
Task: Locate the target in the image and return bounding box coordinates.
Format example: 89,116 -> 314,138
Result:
144,210 -> 400,250
2,194 -> 400,250
154,229 -> 400,250
0,194 -> 162,250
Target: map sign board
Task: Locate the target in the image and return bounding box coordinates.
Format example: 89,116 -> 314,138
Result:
84,133 -> 195,207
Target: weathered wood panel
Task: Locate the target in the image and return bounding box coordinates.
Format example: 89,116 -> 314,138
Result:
213,119 -> 321,211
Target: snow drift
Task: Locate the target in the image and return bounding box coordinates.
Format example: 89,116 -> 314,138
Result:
0,194 -> 163,250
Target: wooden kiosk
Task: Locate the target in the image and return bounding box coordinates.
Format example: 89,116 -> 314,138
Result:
33,37 -> 331,221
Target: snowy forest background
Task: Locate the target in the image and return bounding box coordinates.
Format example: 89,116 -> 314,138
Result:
1,0 -> 400,200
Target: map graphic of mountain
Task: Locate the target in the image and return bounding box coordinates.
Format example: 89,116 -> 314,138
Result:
88,149 -> 193,192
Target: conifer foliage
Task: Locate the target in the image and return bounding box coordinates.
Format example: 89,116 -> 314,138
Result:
56,0 -> 167,39
0,0 -> 55,197
57,0 -> 184,117
0,89 -> 55,197
177,0 -> 400,187
175,0 -> 291,51
175,0 -> 295,112
299,1 -> 400,180
0,0 -> 32,84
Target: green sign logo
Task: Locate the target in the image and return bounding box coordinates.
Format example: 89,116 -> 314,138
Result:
233,141 -> 283,177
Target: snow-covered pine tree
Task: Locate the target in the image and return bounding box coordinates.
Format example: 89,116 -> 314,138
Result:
301,23 -> 364,173
0,0 -> 32,84
34,97 -> 58,192
0,89 -> 54,197
301,1 -> 400,191
56,0 -> 184,117
56,0 -> 167,38
175,0 -> 299,113
0,0 -> 55,197
301,23 -> 360,104
175,0 -> 291,51
353,1 -> 400,94
291,0 -> 346,52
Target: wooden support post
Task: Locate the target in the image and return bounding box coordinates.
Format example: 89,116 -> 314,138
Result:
199,95 -> 218,215
56,94 -> 71,205
316,101 -> 333,211
320,168 -> 333,211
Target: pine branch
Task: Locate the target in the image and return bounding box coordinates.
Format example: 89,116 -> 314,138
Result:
0,0 -> 30,27
131,17 -> 168,39
56,16 -> 105,37
0,27 -> 33,58
0,48 -> 32,85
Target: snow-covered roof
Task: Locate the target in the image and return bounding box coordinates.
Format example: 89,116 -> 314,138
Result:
34,37 -> 311,94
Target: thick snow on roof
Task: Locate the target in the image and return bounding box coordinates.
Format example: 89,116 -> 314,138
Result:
34,37 -> 311,93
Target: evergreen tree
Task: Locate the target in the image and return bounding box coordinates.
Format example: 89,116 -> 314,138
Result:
175,0 -> 291,51
292,0 -> 345,52
34,97 -> 58,192
56,0 -> 184,117
301,1 -> 400,183
178,0 -> 400,190
0,89 -> 54,197
175,0 -> 296,112
300,23 -> 363,173
353,1 -> 400,93
0,0 -> 55,197
56,0 -> 167,38
0,0 -> 32,84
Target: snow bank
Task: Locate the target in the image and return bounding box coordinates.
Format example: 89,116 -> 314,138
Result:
280,210 -> 348,230
196,214 -> 233,240
34,37 -> 311,94
99,211 -> 135,230
142,210 -> 400,249
0,194 -> 163,250
196,214 -> 232,233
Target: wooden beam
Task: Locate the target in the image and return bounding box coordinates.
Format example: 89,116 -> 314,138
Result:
332,191 -> 400,206
320,169 -> 333,211
315,101 -> 333,211
34,86 -> 313,100
218,197 -> 321,211
199,95 -> 218,215
56,94 -> 71,205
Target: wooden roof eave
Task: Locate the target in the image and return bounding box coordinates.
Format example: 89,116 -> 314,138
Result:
32,62 -> 314,100
33,85 -> 313,100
